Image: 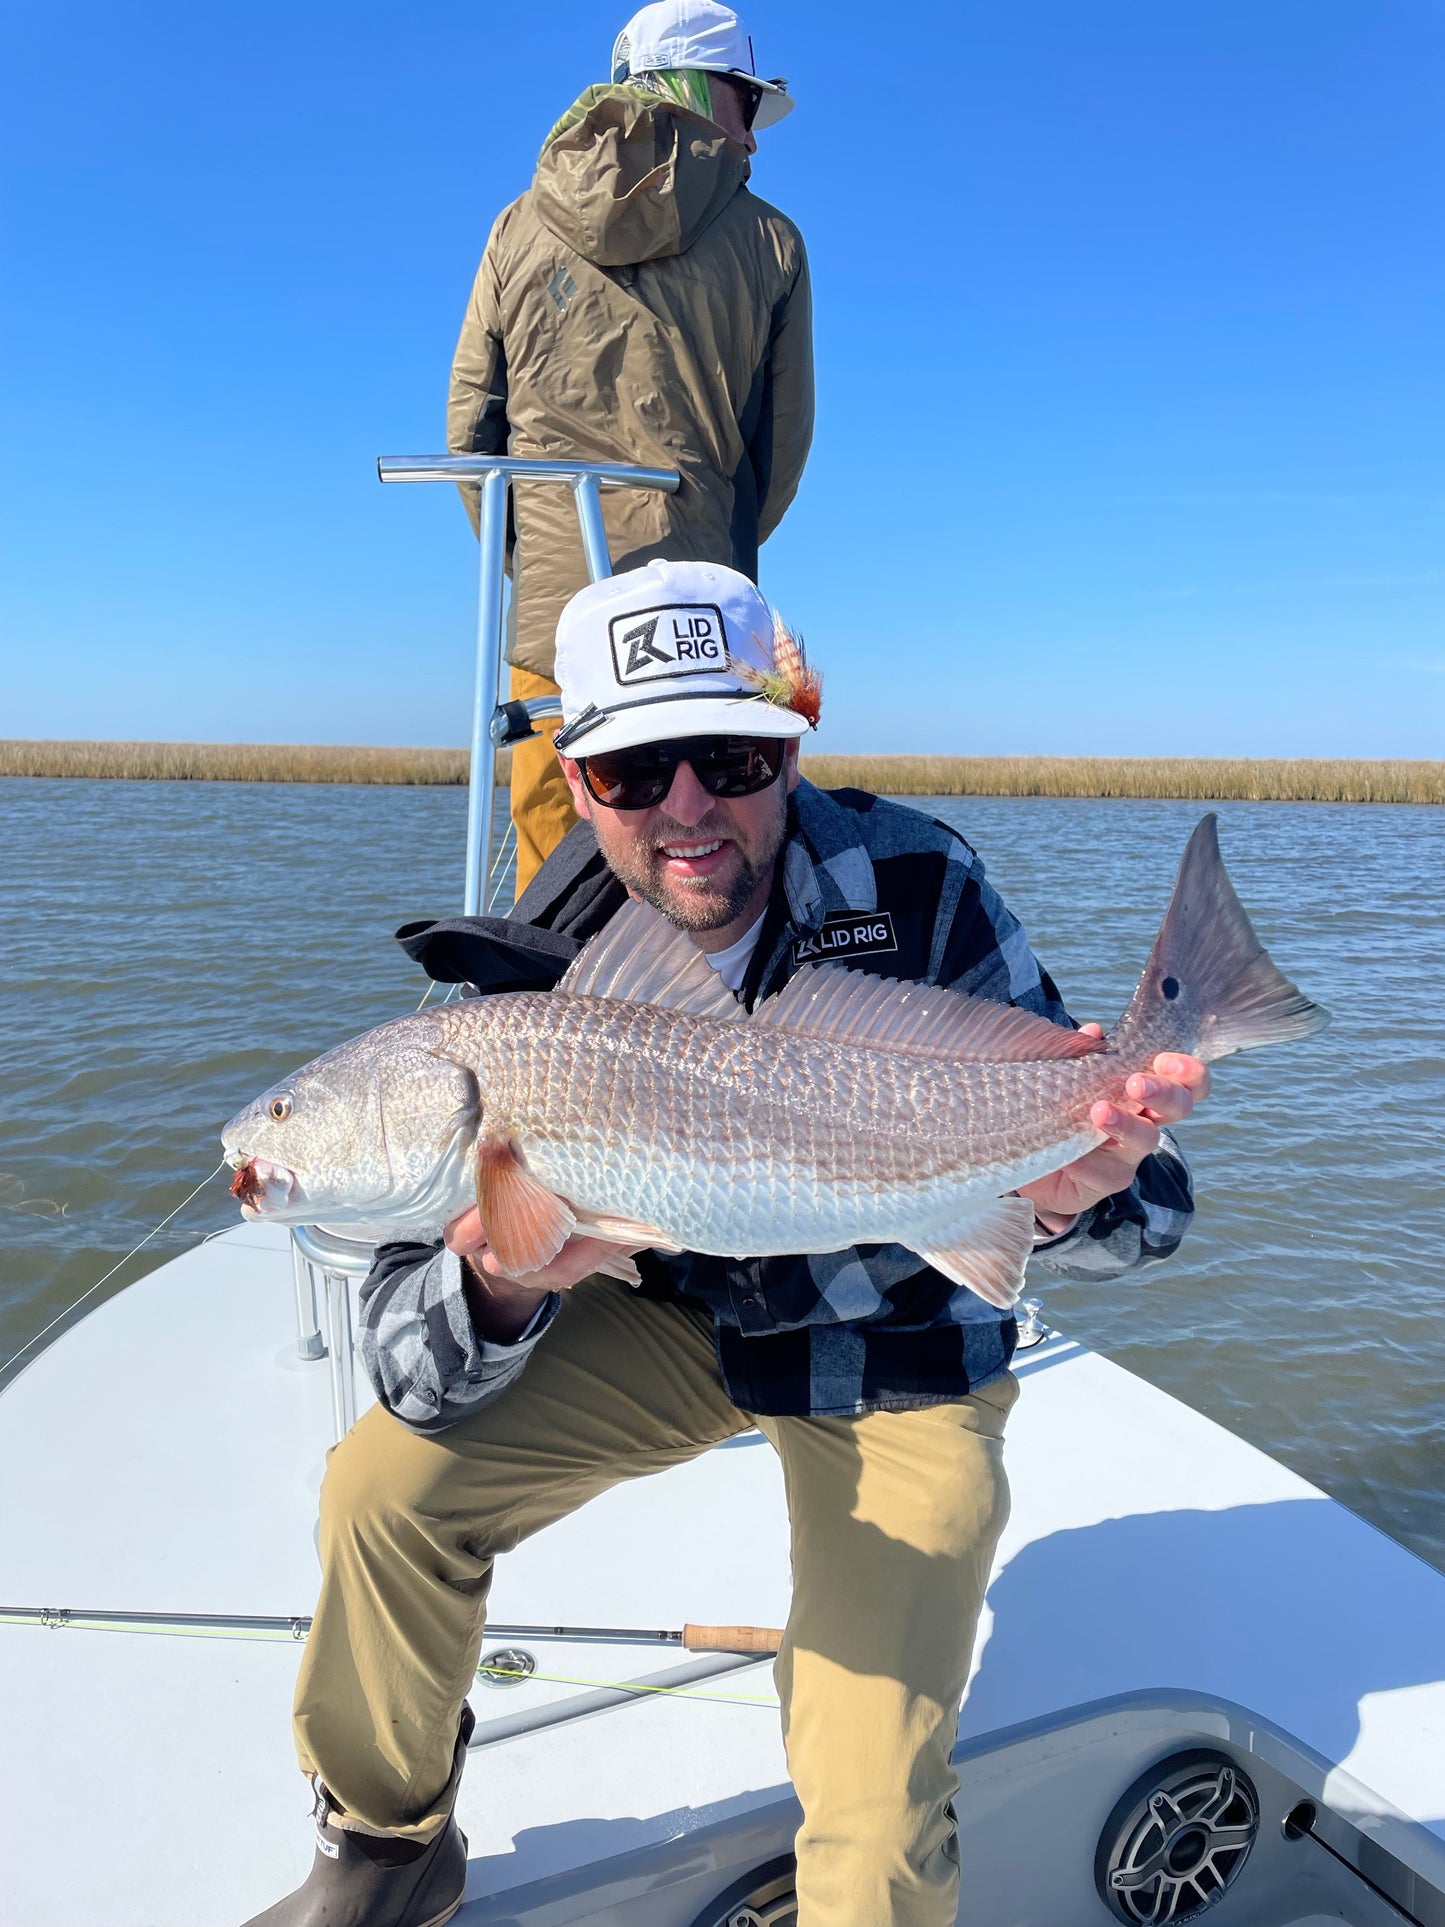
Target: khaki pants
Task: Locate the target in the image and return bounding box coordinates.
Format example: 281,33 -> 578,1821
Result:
294,1282 -> 1015,1927
506,666 -> 577,899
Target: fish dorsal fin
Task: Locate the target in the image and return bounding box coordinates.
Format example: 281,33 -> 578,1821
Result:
917,1194 -> 1037,1309
556,898 -> 743,1019
751,965 -> 1105,1063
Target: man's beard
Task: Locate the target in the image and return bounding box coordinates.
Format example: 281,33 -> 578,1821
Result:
597,796 -> 784,933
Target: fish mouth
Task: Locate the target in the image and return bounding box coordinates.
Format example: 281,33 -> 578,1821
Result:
227,1155 -> 299,1219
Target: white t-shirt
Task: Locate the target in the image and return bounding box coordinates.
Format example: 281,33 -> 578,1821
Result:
697,911 -> 768,993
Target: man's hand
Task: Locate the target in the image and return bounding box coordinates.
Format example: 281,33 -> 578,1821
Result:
443,1206 -> 645,1343
1018,1027 -> 1211,1231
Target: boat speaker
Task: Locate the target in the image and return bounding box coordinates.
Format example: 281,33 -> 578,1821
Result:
1096,1749 -> 1260,1921
688,1853 -> 797,1927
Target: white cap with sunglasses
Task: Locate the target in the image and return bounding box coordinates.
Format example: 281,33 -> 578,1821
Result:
611,1 -> 794,129
553,559 -> 811,758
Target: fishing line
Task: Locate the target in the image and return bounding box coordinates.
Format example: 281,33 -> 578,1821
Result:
0,1163 -> 227,1381
0,1609 -> 777,1707
413,815 -> 516,1012
476,1664 -> 776,1707
486,817 -> 517,914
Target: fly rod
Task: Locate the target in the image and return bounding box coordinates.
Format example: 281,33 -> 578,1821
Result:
0,1605 -> 783,1653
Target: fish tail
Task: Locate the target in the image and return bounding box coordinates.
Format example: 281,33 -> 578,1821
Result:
1109,814 -> 1329,1064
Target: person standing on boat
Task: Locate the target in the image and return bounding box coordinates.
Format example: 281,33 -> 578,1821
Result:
245,561 -> 1208,1927
447,0 -> 813,899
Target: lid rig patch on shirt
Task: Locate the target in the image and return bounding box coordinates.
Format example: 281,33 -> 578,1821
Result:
793,909 -> 898,967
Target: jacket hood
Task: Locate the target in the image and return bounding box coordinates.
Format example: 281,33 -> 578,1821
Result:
532,84 -> 750,268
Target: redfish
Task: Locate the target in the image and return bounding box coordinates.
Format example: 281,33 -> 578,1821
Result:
222,816 -> 1326,1308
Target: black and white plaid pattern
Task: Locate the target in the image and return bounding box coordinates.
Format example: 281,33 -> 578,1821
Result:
359,784 -> 1193,1432
360,1245 -> 559,1435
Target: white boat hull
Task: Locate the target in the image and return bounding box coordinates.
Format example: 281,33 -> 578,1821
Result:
2,1225 -> 1442,1925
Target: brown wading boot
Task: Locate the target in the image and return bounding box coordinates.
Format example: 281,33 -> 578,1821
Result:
241,1704 -> 475,1926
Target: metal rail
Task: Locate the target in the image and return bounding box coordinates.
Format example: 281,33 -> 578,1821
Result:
282,457 -> 679,1436
377,453 -> 679,917
289,1237 -> 326,1361
290,1224 -> 375,1439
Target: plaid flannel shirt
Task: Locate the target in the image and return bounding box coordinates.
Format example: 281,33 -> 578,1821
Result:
360,784 -> 1193,1433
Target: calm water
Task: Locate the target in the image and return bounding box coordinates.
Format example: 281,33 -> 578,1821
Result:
2,779 -> 1442,1567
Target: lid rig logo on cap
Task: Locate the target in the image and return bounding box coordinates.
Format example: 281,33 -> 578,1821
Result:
554,559 -> 821,757
610,600 -> 728,686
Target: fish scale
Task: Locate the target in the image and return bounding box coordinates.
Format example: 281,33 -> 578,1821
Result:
448,995 -> 1107,1250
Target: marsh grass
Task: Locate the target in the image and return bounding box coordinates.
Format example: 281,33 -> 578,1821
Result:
796,755 -> 1445,806
2,741 -> 1440,804
0,739 -> 497,785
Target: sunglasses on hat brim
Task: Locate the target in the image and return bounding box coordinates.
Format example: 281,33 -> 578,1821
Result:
737,79 -> 765,129
577,734 -> 787,811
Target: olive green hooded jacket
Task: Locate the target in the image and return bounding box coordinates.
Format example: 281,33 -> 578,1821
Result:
447,85 -> 814,680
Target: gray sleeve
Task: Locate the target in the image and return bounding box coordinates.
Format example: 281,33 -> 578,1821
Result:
1026,1129 -> 1195,1284
358,1242 -> 559,1437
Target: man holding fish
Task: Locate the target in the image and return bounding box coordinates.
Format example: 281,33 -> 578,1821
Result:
234,562 -> 1326,1927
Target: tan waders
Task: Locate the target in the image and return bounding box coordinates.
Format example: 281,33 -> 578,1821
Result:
293,1280 -> 1015,1927
505,666 -> 576,897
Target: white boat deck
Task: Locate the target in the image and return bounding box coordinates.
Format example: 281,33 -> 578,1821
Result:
2,1223 -> 1443,1925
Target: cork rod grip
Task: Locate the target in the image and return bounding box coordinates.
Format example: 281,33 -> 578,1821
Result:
682,1623 -> 785,1653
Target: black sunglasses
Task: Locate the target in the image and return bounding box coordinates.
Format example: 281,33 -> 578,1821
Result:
738,80 -> 764,130
578,734 -> 787,811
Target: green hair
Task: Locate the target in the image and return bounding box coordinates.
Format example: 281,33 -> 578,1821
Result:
634,68 -> 714,119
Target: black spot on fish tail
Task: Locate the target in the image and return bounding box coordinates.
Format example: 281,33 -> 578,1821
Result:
1110,815 -> 1329,1063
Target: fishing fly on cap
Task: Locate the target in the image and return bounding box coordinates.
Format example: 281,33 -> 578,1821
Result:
738,612 -> 823,728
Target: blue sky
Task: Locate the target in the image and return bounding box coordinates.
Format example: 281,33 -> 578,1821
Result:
2,0 -> 1441,756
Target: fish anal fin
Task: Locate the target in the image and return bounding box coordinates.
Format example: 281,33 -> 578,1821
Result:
557,898 -> 741,1019
571,1203 -> 683,1254
591,1252 -> 642,1286
475,1137 -> 576,1276
917,1195 -> 1037,1310
754,965 -> 1106,1064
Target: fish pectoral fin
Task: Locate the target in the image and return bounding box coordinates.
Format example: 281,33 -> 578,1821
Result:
557,898 -> 743,1019
571,1204 -> 684,1254
591,1252 -> 643,1286
751,966 -> 1106,1063
475,1137 -> 577,1276
916,1195 -> 1037,1310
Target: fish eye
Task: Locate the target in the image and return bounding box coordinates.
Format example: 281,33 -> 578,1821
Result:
268,1094 -> 294,1122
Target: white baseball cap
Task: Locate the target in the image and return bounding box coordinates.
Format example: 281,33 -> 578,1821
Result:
552,559 -> 812,756
610,1 -> 794,130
